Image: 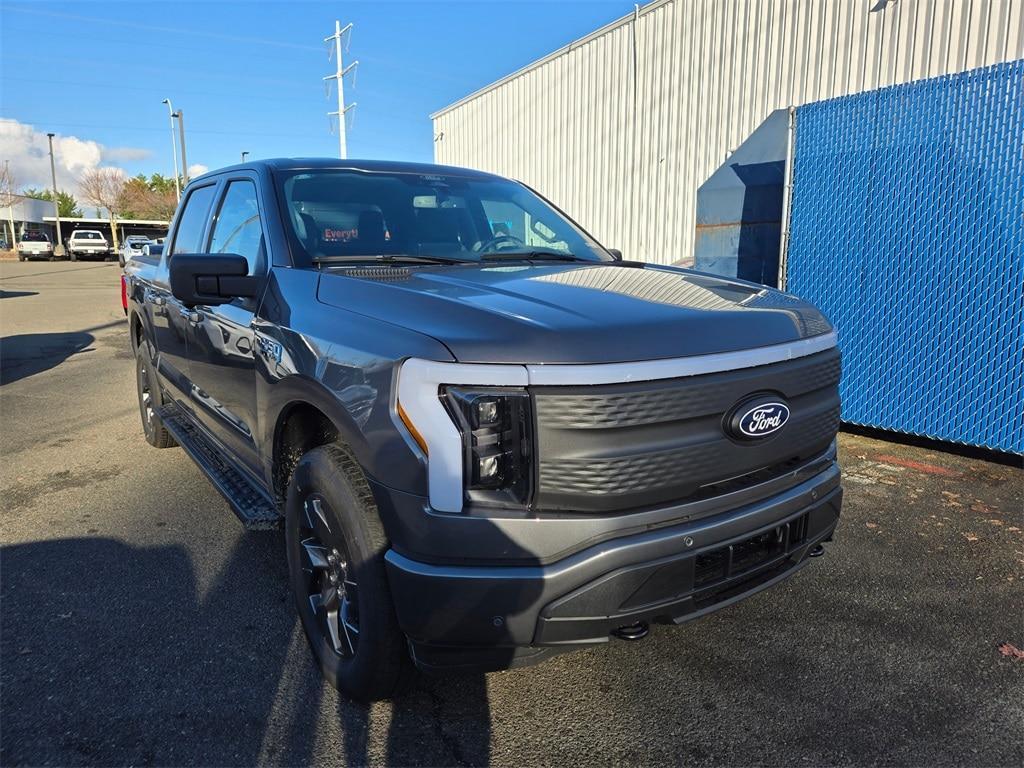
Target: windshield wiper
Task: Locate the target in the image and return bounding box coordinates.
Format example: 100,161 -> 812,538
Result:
479,249 -> 586,262
312,253 -> 466,266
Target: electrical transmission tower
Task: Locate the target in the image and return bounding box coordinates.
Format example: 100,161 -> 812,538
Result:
324,20 -> 358,159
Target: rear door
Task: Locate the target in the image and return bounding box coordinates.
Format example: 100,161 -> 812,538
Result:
147,182 -> 218,402
184,175 -> 267,475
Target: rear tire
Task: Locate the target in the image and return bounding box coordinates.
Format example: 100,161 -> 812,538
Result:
69,251 -> 77,261
17,253 -> 25,262
135,342 -> 176,449
285,444 -> 414,701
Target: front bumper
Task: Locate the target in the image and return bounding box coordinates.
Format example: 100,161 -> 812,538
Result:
384,465 -> 841,673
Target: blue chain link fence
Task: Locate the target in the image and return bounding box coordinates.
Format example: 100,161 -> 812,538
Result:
786,60 -> 1023,454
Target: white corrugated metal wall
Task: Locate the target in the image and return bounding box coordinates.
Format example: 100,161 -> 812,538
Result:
432,0 -> 1024,265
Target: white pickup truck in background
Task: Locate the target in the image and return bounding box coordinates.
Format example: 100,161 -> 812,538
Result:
67,230 -> 110,261
16,232 -> 54,261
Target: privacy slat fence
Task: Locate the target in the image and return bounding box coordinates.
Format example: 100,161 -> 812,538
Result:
785,60 -> 1023,453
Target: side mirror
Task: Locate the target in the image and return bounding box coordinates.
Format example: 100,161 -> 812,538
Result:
169,254 -> 258,307
608,248 -> 623,260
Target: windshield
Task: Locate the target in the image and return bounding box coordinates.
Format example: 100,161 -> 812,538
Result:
22,232 -> 48,242
279,170 -> 611,264
75,231 -> 103,240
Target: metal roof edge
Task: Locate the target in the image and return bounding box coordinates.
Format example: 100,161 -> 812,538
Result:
429,0 -> 673,119
43,216 -> 170,226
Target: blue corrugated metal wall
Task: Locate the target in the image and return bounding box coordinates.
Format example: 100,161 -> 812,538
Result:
786,60 -> 1023,454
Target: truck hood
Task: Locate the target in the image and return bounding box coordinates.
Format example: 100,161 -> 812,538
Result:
315,262 -> 833,364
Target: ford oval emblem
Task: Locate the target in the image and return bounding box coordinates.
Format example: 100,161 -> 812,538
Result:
728,399 -> 791,440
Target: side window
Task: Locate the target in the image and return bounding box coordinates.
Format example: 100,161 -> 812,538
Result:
208,180 -> 265,274
170,185 -> 217,255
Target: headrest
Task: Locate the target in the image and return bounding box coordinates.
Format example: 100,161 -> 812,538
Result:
358,209 -> 386,246
415,207 -> 462,243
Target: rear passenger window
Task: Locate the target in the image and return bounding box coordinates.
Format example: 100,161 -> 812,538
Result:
208,180 -> 265,274
170,185 -> 216,255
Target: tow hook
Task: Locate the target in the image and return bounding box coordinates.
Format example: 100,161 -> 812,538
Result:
612,621 -> 649,641
809,543 -> 826,558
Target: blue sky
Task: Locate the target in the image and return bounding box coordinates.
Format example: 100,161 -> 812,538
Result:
0,0 -> 637,189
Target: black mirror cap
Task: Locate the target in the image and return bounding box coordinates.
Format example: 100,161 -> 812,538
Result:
608,248 -> 623,260
169,253 -> 258,307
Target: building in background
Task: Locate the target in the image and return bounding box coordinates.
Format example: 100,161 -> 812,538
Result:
0,194 -> 168,251
432,0 -> 1023,267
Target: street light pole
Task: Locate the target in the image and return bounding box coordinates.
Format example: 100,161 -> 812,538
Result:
241,151 -> 249,162
4,159 -> 17,248
46,133 -> 64,256
175,109 -> 189,187
161,98 -> 180,202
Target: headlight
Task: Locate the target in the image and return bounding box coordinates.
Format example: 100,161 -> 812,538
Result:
443,387 -> 533,504
395,358 -> 531,513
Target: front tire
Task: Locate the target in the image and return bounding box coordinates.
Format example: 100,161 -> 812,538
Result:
285,444 -> 414,701
135,342 -> 176,448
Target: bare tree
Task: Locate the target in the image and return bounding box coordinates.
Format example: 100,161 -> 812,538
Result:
0,163 -> 18,249
79,168 -> 127,251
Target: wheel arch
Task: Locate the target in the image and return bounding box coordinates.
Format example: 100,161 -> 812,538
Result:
129,309 -> 145,354
266,377 -> 376,504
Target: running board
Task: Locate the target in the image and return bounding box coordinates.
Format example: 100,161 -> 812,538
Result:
156,404 -> 282,530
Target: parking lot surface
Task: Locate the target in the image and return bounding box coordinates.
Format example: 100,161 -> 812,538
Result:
1,261 -> 1022,767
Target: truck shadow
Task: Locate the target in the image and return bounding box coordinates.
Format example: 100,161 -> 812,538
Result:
0,332 -> 95,385
0,320 -> 127,385
0,534 -> 494,766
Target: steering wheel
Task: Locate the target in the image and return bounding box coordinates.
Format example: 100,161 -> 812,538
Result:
474,234 -> 525,253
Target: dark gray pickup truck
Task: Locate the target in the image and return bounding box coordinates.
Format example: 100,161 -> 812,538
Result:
125,158 -> 842,701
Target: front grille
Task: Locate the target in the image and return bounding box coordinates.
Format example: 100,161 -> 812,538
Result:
693,513 -> 810,593
532,347 -> 840,513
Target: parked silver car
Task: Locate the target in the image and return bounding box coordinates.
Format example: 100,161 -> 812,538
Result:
119,236 -> 151,268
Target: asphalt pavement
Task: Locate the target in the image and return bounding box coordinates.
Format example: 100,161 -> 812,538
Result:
1,261 -> 1022,767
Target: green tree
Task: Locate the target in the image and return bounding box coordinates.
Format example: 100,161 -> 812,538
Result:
22,188 -> 81,218
117,174 -> 177,221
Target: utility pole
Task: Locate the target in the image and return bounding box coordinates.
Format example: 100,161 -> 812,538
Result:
175,109 -> 189,186
162,99 -> 181,202
3,159 -> 16,248
46,133 -> 64,256
323,20 -> 358,159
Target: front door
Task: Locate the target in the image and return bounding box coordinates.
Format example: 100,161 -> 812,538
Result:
186,177 -> 267,476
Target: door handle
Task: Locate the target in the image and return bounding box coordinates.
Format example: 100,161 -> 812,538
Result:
180,308 -> 204,325
152,295 -> 166,307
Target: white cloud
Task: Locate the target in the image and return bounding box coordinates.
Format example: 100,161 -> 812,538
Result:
0,117 -> 151,194
103,146 -> 152,163
188,163 -> 209,179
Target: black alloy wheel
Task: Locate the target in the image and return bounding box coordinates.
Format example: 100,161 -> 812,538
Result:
136,350 -> 156,437
297,493 -> 360,658
285,444 -> 413,701
135,343 -> 175,448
